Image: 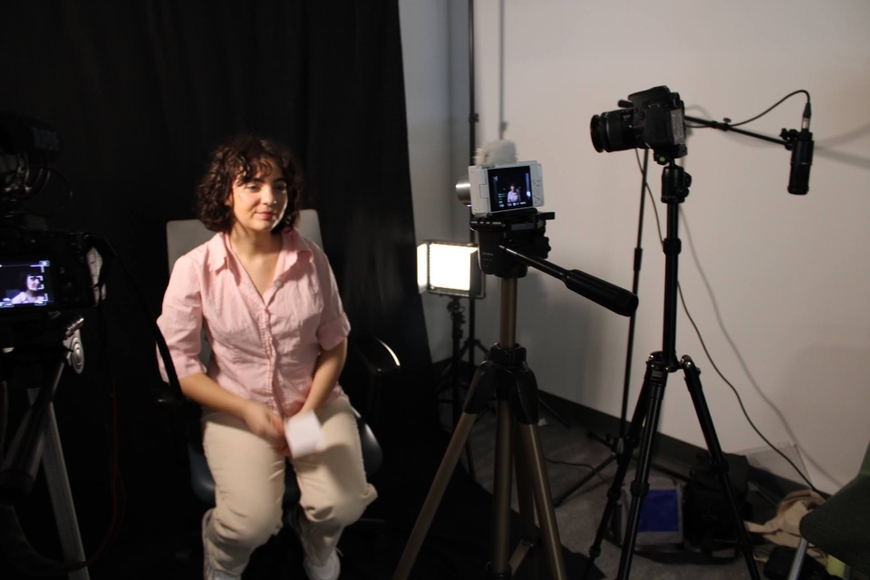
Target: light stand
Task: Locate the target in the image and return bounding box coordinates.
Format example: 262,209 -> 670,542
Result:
418,241 -> 488,479
436,297 -> 485,425
395,210 -> 637,580
554,148 -> 652,507
581,160 -> 762,580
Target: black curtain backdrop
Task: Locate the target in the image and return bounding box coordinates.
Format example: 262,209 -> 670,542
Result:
0,1 -> 431,578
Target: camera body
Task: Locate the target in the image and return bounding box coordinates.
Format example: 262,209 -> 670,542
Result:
0,228 -> 101,321
467,161 -> 544,217
590,86 -> 687,162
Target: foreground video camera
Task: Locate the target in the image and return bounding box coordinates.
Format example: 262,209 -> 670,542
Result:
0,111 -> 103,329
590,85 -> 687,163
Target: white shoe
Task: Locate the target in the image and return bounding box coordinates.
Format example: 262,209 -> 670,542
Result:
288,506 -> 341,580
303,549 -> 341,580
202,510 -> 241,580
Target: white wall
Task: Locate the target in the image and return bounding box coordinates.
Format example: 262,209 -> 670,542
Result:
399,0 -> 455,363
401,0 -> 870,494
400,0 -> 479,363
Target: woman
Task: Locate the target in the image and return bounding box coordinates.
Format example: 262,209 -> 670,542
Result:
11,270 -> 48,304
157,135 -> 376,580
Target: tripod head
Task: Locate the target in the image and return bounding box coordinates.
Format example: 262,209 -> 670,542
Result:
471,210 -> 638,317
470,209 -> 553,280
661,160 -> 691,204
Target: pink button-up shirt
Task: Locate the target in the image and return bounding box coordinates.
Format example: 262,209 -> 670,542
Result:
157,227 -> 350,417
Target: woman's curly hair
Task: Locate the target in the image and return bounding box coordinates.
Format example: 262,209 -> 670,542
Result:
196,134 -> 304,233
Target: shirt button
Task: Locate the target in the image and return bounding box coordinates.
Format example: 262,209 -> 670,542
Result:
275,281 -> 283,288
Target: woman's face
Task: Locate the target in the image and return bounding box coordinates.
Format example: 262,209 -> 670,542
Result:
26,275 -> 40,292
227,158 -> 289,235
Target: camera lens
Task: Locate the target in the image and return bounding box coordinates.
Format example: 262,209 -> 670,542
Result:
590,115 -> 607,152
589,109 -> 636,153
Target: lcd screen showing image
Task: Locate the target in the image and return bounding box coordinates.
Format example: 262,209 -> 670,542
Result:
487,165 -> 535,212
0,260 -> 54,309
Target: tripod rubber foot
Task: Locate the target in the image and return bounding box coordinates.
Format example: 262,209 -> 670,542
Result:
485,564 -> 511,579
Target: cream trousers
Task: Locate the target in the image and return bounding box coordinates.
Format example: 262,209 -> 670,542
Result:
201,394 -> 377,576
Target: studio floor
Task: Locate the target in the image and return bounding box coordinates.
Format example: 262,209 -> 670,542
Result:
451,402 -> 771,579
2,364 -> 813,580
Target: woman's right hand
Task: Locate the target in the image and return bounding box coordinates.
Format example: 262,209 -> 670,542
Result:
241,401 -> 286,448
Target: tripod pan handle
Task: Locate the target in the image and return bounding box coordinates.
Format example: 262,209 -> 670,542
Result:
564,269 -> 638,317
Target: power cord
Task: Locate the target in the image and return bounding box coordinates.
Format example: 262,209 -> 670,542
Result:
634,150 -> 821,495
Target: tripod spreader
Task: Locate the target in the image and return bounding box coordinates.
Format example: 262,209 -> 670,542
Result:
464,344 -> 539,425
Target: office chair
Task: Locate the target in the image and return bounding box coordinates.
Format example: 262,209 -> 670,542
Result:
786,439 -> 870,580
162,209 -> 396,522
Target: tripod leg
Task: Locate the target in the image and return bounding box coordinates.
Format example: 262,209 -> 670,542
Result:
518,422 -> 568,580
511,421 -> 539,579
581,361 -> 652,579
393,410 -> 478,580
489,399 -> 514,576
681,356 -> 761,580
617,359 -> 669,580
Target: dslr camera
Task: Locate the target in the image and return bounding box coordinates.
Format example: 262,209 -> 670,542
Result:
590,86 -> 687,162
465,160 -> 544,217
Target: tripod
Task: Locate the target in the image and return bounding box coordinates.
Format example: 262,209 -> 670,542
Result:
397,278 -> 567,579
395,210 -> 637,580
0,317 -> 91,579
582,162 -> 761,580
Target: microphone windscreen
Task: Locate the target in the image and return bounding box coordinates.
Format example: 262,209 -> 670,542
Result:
474,140 -> 517,167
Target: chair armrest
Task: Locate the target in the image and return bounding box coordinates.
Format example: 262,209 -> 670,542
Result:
151,380 -> 185,407
350,335 -> 400,377
353,407 -> 383,476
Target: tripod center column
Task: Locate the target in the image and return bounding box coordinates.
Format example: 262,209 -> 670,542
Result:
499,278 -> 518,348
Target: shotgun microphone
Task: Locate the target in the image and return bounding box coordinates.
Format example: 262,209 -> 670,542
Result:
786,102 -> 813,195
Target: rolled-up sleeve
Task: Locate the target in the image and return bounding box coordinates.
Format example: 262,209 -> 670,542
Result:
313,247 -> 351,351
156,255 -> 207,382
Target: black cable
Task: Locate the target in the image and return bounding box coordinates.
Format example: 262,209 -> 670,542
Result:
543,456 -> 611,485
686,89 -> 810,129
632,150 -> 821,495
676,281 -> 820,494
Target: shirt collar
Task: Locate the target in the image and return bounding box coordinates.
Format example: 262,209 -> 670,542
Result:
277,227 -> 314,274
205,228 -> 313,273
206,232 -> 230,272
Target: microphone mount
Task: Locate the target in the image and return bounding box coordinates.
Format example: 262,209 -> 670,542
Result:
685,114 -> 812,195
684,115 -> 790,148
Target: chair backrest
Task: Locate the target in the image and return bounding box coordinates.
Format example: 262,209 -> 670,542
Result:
166,209 -> 323,272
163,209 -> 383,507
860,439 -> 870,479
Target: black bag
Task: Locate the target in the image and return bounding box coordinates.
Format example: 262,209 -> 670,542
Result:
683,452 -> 753,559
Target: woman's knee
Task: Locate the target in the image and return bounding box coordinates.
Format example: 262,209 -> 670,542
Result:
305,485 -> 376,529
213,502 -> 282,548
